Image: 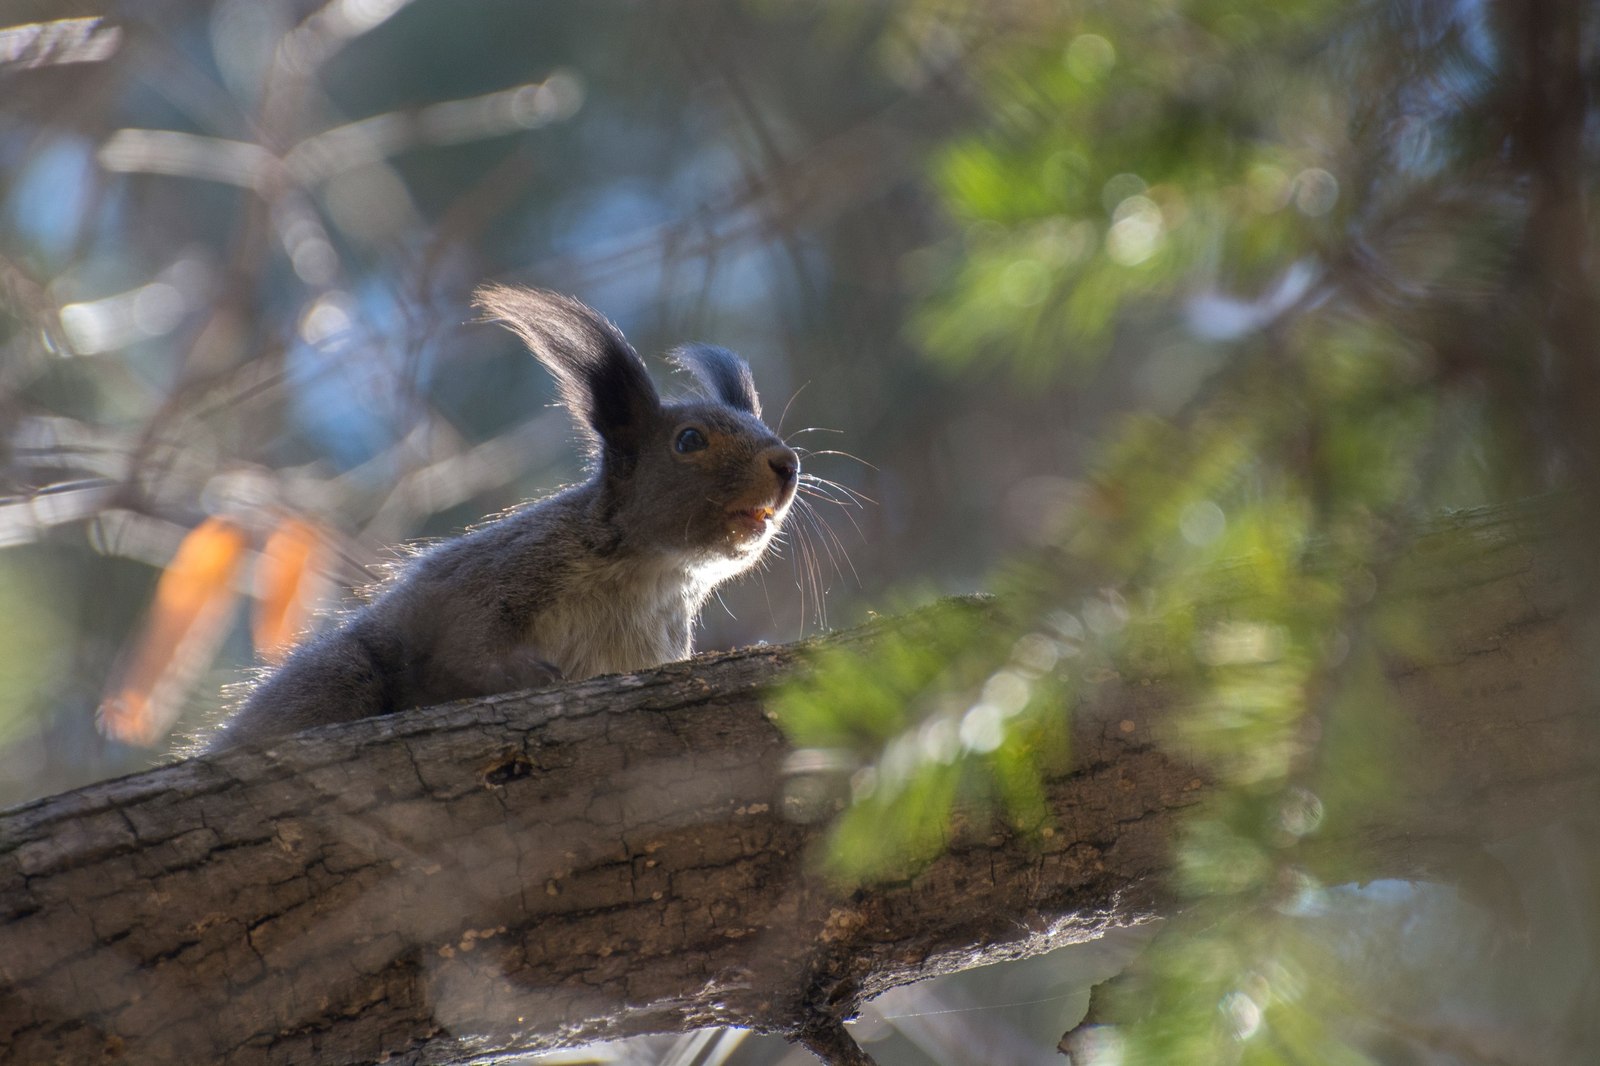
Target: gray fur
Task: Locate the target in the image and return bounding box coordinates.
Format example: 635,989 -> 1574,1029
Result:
208,287 -> 799,750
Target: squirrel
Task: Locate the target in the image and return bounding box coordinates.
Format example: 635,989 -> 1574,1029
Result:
207,285 -> 799,749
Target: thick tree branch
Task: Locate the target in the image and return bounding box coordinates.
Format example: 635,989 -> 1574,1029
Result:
2,505 -> 1597,1065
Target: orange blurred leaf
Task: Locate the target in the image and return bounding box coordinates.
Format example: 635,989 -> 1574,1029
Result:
99,516 -> 247,746
252,517 -> 326,662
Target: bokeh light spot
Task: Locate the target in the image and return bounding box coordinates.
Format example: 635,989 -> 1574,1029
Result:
1179,499 -> 1226,546
1106,196 -> 1165,265
1065,34 -> 1117,82
1220,990 -> 1263,1040
1293,167 -> 1339,215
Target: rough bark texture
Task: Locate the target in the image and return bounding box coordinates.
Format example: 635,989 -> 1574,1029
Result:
1,505 -> 1597,1065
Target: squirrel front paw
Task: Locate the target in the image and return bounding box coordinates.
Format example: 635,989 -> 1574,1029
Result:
487,650 -> 566,693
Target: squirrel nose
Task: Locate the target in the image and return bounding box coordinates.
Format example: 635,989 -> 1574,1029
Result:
765,446 -> 799,487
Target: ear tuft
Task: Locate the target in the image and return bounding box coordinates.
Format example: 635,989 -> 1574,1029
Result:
668,343 -> 763,419
474,284 -> 660,463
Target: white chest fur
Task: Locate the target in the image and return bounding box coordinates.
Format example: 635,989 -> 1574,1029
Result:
528,554 -> 704,680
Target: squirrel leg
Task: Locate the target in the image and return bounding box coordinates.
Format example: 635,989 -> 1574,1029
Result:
481,649 -> 565,694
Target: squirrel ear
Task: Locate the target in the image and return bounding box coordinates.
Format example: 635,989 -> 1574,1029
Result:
475,285 -> 660,463
668,344 -> 763,420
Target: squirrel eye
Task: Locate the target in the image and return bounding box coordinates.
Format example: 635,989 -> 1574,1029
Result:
675,427 -> 709,454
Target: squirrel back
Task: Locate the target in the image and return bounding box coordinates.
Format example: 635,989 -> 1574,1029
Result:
208,286 -> 798,749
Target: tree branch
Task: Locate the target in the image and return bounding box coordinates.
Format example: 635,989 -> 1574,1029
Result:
2,504 -> 1597,1065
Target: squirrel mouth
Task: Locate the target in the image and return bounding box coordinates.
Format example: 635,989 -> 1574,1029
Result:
727,505 -> 775,540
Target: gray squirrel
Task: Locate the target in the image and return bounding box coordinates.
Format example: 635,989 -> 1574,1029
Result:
208,285 -> 798,749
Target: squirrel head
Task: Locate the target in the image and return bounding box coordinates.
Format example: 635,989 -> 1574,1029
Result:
474,284 -> 799,572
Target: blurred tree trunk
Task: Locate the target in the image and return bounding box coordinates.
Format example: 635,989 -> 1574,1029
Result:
1,504 -> 1596,1066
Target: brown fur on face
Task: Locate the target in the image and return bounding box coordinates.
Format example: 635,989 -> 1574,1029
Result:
209,287 -> 797,749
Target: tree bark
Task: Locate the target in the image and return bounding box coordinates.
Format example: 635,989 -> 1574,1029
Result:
2,504 -> 1597,1065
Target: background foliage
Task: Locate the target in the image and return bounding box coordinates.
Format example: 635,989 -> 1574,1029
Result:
3,0 -> 1599,1062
